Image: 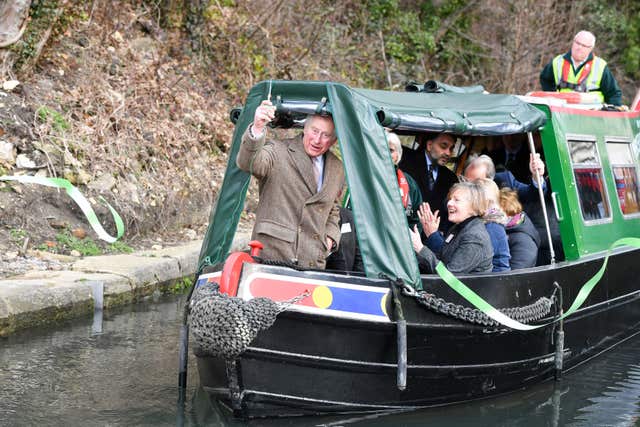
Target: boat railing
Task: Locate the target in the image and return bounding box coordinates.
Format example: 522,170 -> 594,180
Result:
523,91 -> 604,110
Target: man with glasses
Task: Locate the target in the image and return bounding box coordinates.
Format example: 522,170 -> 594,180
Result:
236,99 -> 344,269
540,30 -> 622,106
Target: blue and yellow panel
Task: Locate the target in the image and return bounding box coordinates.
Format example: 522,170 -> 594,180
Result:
195,271 -> 221,288
238,272 -> 391,323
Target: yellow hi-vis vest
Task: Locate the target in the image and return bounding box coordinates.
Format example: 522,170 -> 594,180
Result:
552,55 -> 606,103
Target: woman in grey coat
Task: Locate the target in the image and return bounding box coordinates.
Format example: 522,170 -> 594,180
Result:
408,181 -> 493,274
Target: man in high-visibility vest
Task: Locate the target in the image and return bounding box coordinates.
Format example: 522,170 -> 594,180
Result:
540,31 -> 622,106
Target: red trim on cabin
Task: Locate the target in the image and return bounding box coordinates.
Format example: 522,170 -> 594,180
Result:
249,278 -> 313,305
549,105 -> 640,118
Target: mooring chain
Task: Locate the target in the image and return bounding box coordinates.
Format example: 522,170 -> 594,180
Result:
277,290 -> 311,313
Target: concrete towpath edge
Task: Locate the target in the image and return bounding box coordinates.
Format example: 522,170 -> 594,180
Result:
0,233 -> 251,336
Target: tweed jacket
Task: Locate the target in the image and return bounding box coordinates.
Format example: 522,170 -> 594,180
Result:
417,216 -> 493,274
236,128 -> 344,268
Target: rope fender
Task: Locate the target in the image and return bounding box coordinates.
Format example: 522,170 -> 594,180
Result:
190,281 -> 307,359
414,291 -> 554,327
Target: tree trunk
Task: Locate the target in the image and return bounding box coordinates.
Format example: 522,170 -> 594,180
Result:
0,0 -> 32,47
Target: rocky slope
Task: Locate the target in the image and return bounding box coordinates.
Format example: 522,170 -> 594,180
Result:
0,2 -> 257,277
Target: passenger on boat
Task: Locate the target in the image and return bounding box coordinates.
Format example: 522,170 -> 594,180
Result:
525,191 -> 565,266
236,99 -> 345,269
463,153 -> 545,204
499,188 -> 541,269
387,131 -> 423,230
474,178 -> 511,272
419,177 -> 511,272
408,181 -> 493,274
398,133 -> 459,232
539,30 -> 622,106
325,207 -> 364,272
463,154 -> 561,265
487,134 -> 531,183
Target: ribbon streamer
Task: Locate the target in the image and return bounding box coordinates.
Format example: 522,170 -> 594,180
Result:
435,237 -> 640,331
0,175 -> 125,243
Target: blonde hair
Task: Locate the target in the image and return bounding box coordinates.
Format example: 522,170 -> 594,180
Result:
447,181 -> 489,217
499,188 -> 523,217
474,178 -> 500,206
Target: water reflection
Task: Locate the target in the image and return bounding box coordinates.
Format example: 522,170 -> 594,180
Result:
1,294 -> 640,426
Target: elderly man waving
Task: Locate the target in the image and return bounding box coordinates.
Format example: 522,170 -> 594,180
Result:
236,99 -> 345,269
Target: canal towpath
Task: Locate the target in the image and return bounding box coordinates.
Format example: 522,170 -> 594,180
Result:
0,232 -> 250,336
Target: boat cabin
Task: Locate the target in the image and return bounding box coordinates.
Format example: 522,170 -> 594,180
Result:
198,80 -> 640,289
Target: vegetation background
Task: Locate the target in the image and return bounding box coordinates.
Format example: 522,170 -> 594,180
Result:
0,0 -> 638,262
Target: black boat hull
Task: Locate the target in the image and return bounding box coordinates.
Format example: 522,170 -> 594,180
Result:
195,246 -> 640,417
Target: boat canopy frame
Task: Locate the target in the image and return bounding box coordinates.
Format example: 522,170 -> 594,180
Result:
198,80 -> 548,289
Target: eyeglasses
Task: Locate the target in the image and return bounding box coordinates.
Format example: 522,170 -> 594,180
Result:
573,39 -> 593,49
308,127 -> 334,141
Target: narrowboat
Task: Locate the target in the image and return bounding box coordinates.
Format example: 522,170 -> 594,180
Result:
182,80 -> 640,418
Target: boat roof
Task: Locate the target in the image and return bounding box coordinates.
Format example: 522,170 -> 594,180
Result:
231,81 -> 547,136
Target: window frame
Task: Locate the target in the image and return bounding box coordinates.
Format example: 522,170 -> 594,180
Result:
605,136 -> 640,219
566,134 -> 612,225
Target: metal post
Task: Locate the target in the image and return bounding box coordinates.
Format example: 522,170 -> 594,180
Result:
178,275 -> 199,391
396,319 -> 407,390
553,281 -> 564,380
527,132 -> 556,264
391,281 -> 407,391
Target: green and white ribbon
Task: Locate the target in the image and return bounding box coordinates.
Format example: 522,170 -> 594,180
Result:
435,237 -> 640,331
0,175 -> 125,243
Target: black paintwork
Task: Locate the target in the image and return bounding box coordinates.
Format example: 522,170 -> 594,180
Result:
195,246 -> 640,418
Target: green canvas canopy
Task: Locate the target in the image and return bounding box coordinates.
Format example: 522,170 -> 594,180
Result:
198,80 -> 547,289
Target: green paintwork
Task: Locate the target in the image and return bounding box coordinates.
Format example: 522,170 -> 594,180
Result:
532,104 -> 640,259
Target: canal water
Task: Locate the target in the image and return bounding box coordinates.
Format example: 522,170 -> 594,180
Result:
2,293 -> 640,426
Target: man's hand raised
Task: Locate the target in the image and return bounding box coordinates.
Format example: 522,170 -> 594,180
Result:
251,100 -> 276,137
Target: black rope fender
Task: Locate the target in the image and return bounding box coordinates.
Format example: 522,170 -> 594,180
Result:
410,288 -> 554,327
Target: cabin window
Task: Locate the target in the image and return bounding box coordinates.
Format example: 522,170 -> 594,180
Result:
606,141 -> 640,215
568,139 -> 611,221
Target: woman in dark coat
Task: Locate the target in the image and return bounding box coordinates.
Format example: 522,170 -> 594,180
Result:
408,181 -> 493,274
499,188 -> 541,269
